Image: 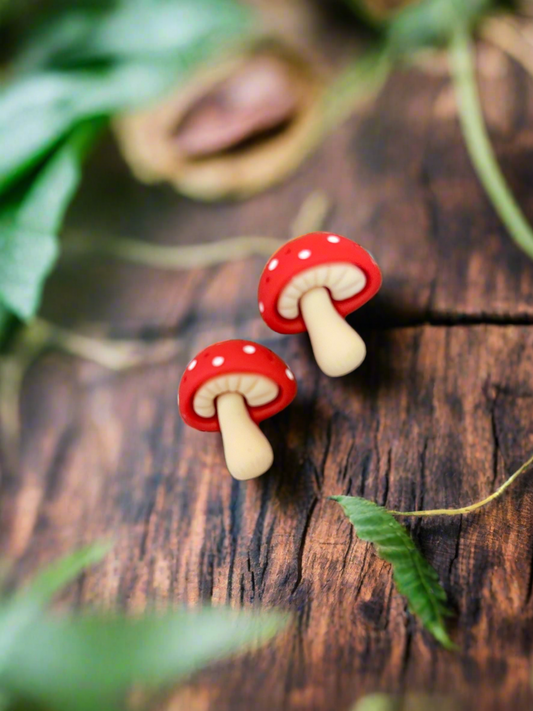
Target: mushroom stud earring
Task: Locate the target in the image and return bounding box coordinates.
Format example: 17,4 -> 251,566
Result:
258,232 -> 382,377
178,340 -> 297,480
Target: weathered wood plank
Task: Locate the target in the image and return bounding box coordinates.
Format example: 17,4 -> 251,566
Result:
3,18 -> 533,711
3,325 -> 533,710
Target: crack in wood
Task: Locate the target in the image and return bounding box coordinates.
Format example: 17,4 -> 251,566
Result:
290,496 -> 318,598
381,447 -> 392,508
447,516 -> 463,582
226,477 -> 243,603
340,525 -> 354,578
490,394 -> 503,490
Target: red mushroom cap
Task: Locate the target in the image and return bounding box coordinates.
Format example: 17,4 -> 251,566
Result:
257,232 -> 382,334
178,339 -> 297,432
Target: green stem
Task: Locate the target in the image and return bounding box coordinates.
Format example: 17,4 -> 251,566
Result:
449,28 -> 533,260
70,233 -> 285,271
390,451 -> 533,517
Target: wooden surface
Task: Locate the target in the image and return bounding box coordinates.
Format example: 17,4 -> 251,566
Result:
3,12 -> 533,711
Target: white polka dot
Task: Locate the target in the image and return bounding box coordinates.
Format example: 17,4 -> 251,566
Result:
177,393 -> 180,406
212,356 -> 224,367
243,345 -> 256,354
259,302 -> 265,313
327,235 -> 340,244
187,359 -> 197,371
268,259 -> 279,271
298,249 -> 311,260
285,368 -> 294,381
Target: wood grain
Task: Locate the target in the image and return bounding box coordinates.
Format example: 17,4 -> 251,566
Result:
3,11 -> 533,711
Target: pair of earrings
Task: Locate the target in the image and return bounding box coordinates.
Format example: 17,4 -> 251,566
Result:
178,231 -> 382,480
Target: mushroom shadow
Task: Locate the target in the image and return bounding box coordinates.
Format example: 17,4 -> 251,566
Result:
249,400 -> 320,511
250,287 -> 434,503
346,286 -> 432,330
342,285 -> 434,397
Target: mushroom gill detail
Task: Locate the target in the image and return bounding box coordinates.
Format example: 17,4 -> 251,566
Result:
277,262 -> 367,320
193,373 -> 279,419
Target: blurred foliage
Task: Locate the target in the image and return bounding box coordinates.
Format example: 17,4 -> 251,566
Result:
342,0 -> 533,265
0,543 -> 286,711
344,0 -> 422,25
351,693 -> 457,711
0,543 -> 111,671
348,0 -> 508,34
384,0 -> 494,52
0,0 -> 251,336
0,122 -> 100,320
0,0 -> 528,342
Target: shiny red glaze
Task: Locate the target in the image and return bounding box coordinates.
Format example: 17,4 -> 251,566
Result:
257,232 -> 382,334
178,340 -> 297,432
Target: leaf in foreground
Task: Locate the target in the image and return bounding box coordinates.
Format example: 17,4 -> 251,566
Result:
0,544 -> 286,711
351,692 -> 456,711
0,542 -> 110,672
385,0 -> 493,53
332,496 -> 453,649
0,609 -> 286,711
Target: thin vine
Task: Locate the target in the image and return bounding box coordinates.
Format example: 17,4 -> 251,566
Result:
389,450 -> 533,517
68,232 -> 285,271
0,191 -> 329,472
334,451 -> 533,647
67,189 -> 330,270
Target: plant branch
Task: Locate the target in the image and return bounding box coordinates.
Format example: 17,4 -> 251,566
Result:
66,189 -> 331,271
68,232 -> 285,271
0,319 -> 183,473
31,319 -> 184,371
449,28 -> 533,260
390,451 -> 533,517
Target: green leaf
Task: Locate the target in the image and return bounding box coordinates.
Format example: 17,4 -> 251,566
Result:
0,0 -> 250,192
0,609 -> 286,711
351,694 -> 398,711
75,0 -> 248,62
351,693 -> 455,711
12,9 -> 97,72
16,0 -> 250,70
0,543 -> 285,711
0,62 -> 183,193
0,73 -> 81,193
14,542 -> 111,606
386,0 -> 493,53
332,496 -> 454,649
0,0 -> 251,324
0,304 -> 12,345
449,27 -> 533,262
0,122 -> 100,320
0,543 -> 110,673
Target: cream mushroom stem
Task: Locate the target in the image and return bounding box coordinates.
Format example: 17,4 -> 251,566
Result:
216,392 -> 274,480
299,286 -> 366,377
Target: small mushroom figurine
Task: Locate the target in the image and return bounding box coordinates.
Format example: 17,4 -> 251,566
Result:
178,340 -> 297,480
258,232 -> 382,377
